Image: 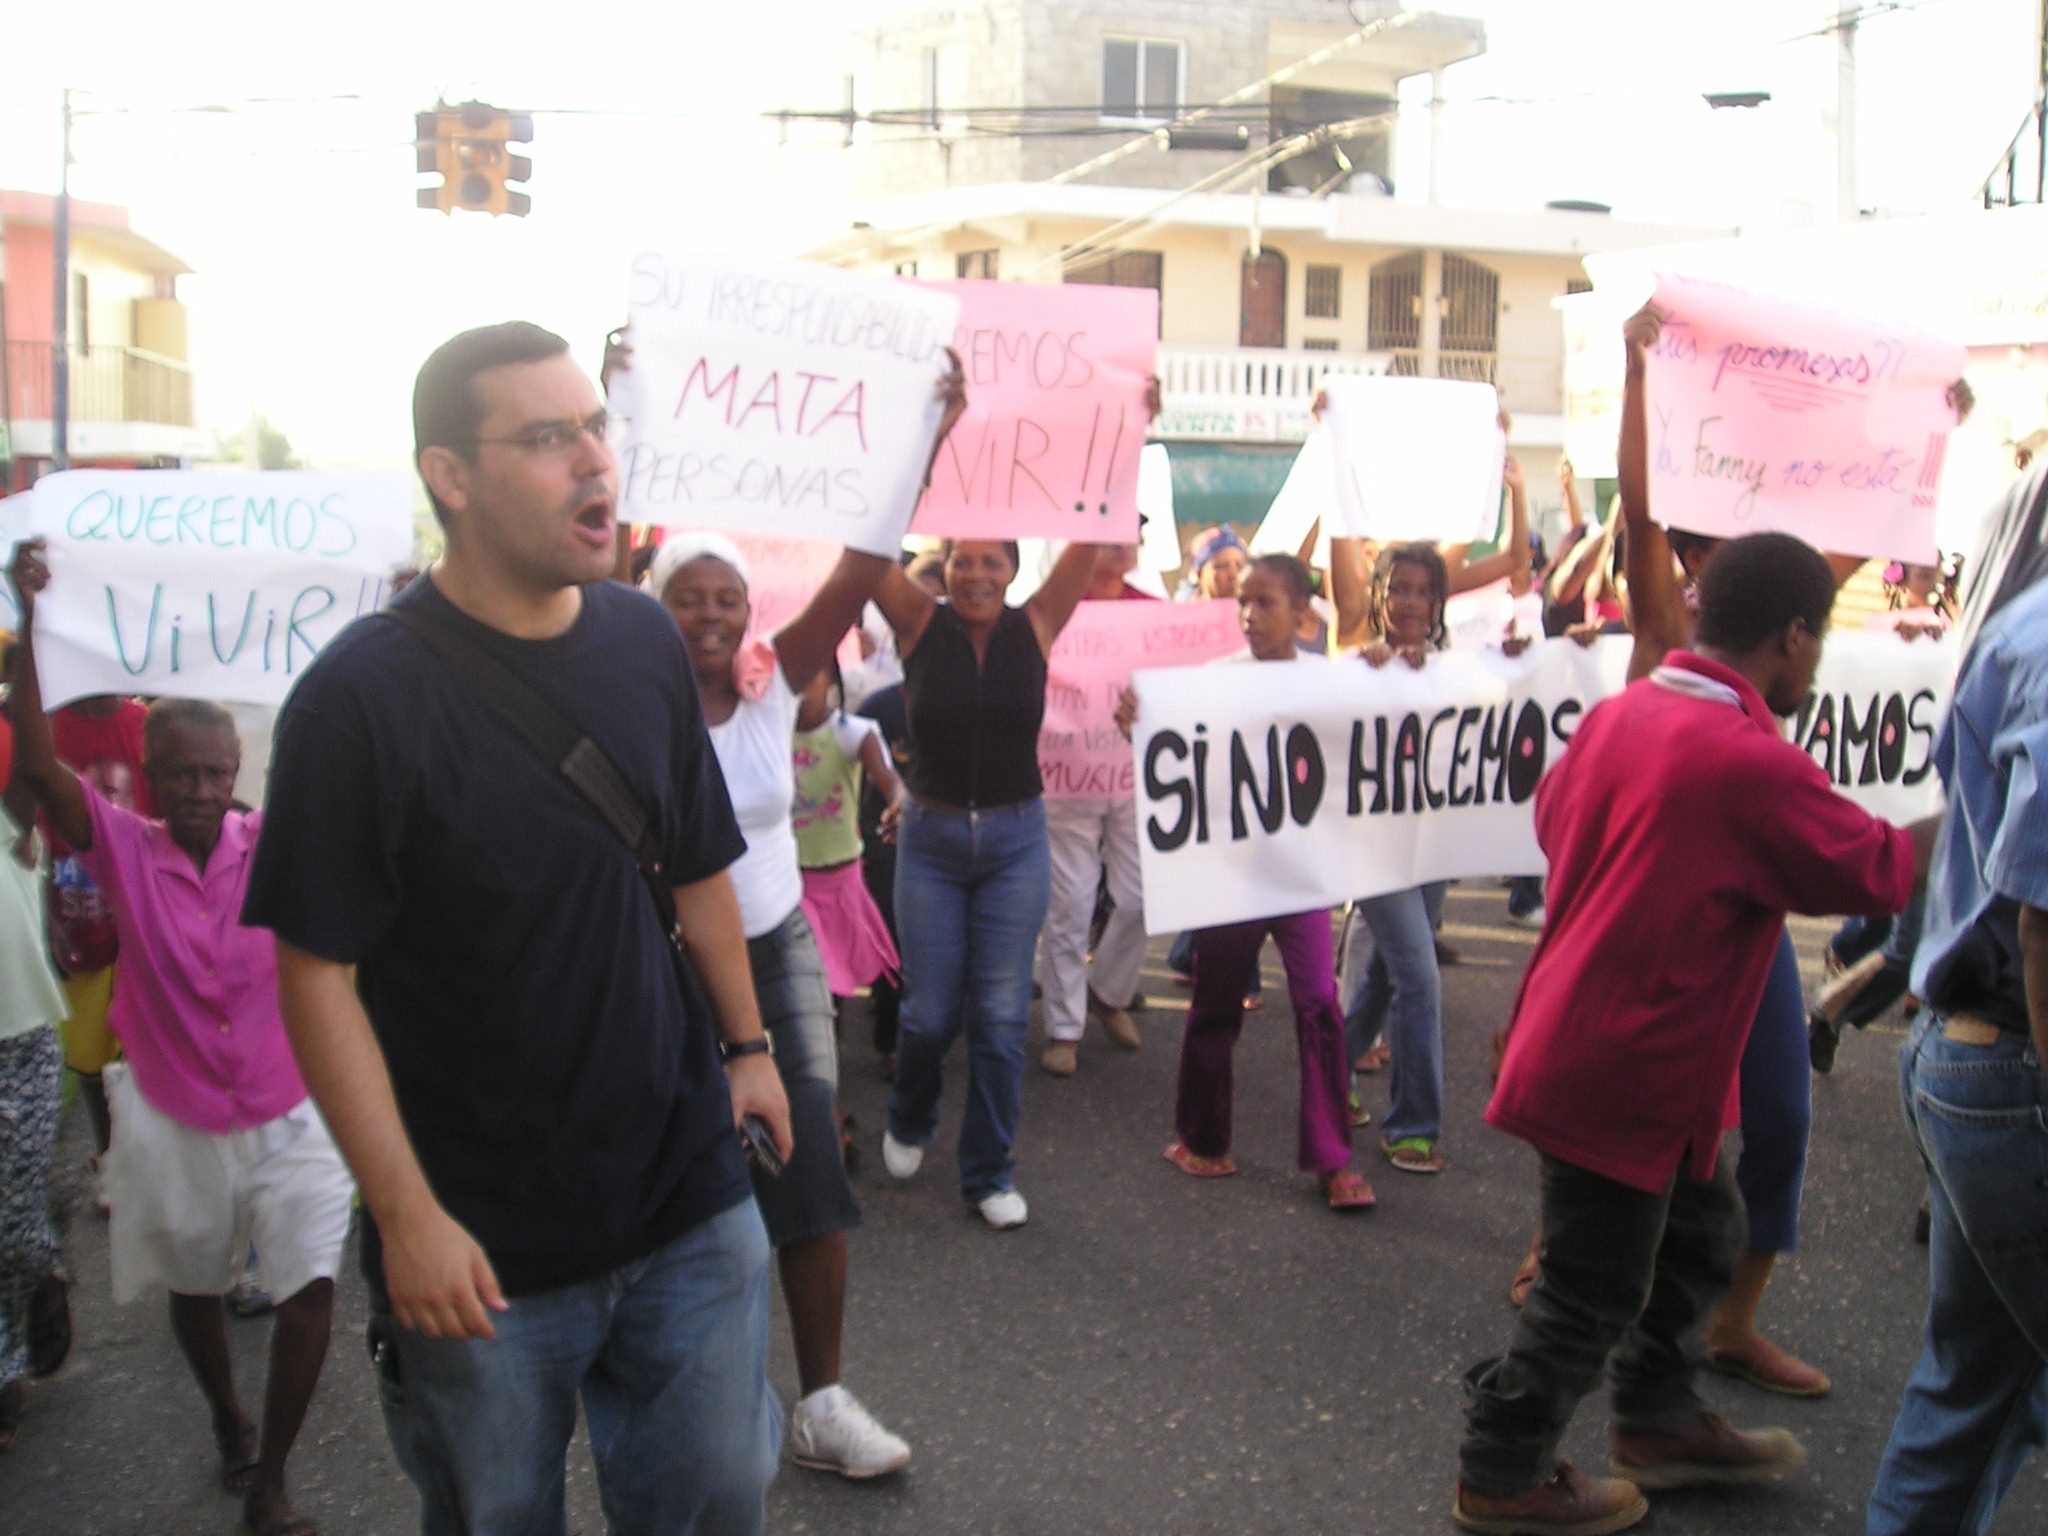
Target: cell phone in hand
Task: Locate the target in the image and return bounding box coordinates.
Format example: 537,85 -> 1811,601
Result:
740,1113 -> 785,1178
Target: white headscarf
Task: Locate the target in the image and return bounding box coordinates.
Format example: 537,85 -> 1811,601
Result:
646,530 -> 752,600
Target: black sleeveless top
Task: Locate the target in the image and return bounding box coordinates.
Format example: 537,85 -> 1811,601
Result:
902,604 -> 1047,808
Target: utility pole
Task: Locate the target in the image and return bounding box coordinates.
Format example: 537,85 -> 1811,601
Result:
1835,2 -> 1858,223
53,88 -> 72,472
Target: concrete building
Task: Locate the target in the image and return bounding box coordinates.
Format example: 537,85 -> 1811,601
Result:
804,0 -> 1728,530
0,190 -> 211,493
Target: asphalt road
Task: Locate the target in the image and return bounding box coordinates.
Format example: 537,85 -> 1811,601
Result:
4,882 -> 2043,1535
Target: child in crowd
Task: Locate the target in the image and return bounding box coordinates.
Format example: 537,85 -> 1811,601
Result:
792,664 -> 904,1030
1346,543 -> 1457,1175
1144,553 -> 1376,1212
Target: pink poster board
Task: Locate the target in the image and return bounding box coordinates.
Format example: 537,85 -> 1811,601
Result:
1038,599 -> 1240,798
1643,273 -> 1967,562
911,280 -> 1157,544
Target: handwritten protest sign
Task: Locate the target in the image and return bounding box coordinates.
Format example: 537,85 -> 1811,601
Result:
1323,375 -> 1505,543
612,254 -> 960,555
1642,273 -> 1967,563
1039,599 -> 1240,799
912,280 -> 1155,543
24,470 -> 412,710
1129,631 -> 1949,932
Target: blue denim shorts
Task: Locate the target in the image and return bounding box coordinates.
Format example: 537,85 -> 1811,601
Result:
747,909 -> 861,1248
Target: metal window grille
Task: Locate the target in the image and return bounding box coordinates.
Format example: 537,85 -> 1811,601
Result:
1304,265 -> 1342,320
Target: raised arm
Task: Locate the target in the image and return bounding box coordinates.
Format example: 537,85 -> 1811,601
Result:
1445,458 -> 1531,596
1023,542 -> 1104,656
1559,457 -> 1585,534
276,941 -> 507,1340
4,540 -> 93,851
1617,305 -> 1691,680
1329,535 -> 1371,643
1546,516 -> 1611,612
772,552 -> 897,694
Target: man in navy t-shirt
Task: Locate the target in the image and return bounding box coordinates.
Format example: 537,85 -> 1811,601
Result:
242,321 -> 790,1535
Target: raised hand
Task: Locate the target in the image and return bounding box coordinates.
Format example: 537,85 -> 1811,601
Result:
1622,303 -> 1664,358
7,537 -> 49,623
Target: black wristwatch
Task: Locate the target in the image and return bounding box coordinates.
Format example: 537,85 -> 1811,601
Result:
719,1035 -> 774,1063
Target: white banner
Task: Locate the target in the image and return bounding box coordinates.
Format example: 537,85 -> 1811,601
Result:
1322,374 -> 1505,543
611,253 -> 961,555
1130,632 -> 1951,932
1788,632 -> 1955,825
24,470 -> 412,710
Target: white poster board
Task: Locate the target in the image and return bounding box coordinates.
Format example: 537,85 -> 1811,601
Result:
611,253 -> 961,555
1135,443 -> 1184,572
1250,425 -> 1335,564
24,470 -> 413,709
1322,374 -> 1505,543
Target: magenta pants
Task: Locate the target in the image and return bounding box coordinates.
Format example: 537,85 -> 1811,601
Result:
1175,911 -> 1353,1173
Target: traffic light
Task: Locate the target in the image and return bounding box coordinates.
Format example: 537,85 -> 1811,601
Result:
416,102 -> 533,217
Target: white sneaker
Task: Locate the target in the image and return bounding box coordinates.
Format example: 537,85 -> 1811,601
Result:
1507,906 -> 1547,930
788,1384 -> 911,1479
881,1131 -> 923,1179
977,1189 -> 1028,1229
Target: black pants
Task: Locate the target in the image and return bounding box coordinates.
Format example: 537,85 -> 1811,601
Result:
1459,1149 -> 1745,1497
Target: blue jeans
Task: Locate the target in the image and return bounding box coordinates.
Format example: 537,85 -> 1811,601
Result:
1735,929 -> 1810,1253
888,798 -> 1052,1201
1867,1014 -> 2048,1536
1346,882 -> 1447,1143
374,1199 -> 779,1536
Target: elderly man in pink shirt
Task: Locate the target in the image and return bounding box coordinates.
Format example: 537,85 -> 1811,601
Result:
7,541 -> 353,1536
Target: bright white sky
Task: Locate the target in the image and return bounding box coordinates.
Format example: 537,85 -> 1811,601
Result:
0,0 -> 2035,467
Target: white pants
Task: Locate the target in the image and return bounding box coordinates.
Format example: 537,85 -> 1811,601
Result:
1037,796 -> 1146,1041
104,1064 -> 355,1307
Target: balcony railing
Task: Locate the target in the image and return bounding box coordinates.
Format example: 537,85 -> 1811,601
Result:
1153,343 -> 1562,442
1157,346 -> 1390,402
3,341 -> 195,429
1378,349 -> 1563,419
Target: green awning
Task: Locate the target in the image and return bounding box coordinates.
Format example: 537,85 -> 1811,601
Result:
1163,442 -> 1300,528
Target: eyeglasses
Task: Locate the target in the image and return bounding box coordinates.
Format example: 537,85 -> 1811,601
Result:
474,411 -> 612,458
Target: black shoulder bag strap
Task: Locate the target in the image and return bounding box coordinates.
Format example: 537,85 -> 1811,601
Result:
382,604 -> 683,945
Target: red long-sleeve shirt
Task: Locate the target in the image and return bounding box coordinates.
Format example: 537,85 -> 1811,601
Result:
1487,651 -> 1913,1191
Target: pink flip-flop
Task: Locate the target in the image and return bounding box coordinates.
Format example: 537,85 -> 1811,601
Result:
1319,1169 -> 1378,1210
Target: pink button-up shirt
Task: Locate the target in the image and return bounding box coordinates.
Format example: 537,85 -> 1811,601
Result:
79,785 -> 306,1134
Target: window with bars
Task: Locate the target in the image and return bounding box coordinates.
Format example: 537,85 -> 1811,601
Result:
956,250 -> 999,280
1565,277 -> 1593,295
1102,39 -> 1182,121
1304,264 -> 1342,319
1302,338 -> 1339,351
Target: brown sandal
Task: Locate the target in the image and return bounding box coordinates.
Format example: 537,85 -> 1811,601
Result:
1163,1141 -> 1236,1178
